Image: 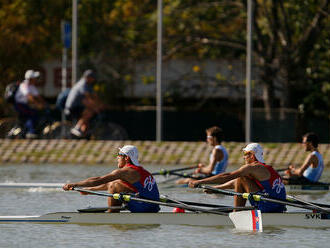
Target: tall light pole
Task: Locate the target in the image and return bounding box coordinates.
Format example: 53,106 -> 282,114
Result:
72,0 -> 78,85
156,0 -> 163,141
245,0 -> 253,143
61,20 -> 71,137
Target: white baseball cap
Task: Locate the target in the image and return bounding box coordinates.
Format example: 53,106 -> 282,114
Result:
243,143 -> 265,163
25,70 -> 40,80
118,145 -> 140,166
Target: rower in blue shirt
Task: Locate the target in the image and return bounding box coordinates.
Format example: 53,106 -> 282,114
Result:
176,126 -> 229,184
284,132 -> 324,184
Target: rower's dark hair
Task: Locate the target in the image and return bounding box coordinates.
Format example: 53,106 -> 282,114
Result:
303,132 -> 319,148
206,126 -> 223,142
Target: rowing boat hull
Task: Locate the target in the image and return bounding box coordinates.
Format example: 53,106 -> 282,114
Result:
0,212 -> 329,228
0,212 -> 232,226
286,184 -> 330,194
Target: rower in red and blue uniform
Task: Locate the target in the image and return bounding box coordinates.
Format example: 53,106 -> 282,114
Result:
120,163 -> 160,213
249,162 -> 286,213
63,145 -> 160,213
189,143 -> 287,213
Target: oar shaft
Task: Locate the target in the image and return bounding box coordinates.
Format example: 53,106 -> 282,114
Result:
287,195 -> 330,213
168,171 -> 194,178
153,166 -> 197,176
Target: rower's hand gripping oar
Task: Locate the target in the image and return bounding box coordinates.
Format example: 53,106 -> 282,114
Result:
152,166 -> 198,176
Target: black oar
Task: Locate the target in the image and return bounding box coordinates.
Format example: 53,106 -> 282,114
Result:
160,195 -> 254,212
73,188 -> 229,215
199,185 -> 330,213
152,166 -> 197,176
160,196 -> 228,208
286,195 -> 330,212
77,195 -> 252,213
167,171 -> 195,178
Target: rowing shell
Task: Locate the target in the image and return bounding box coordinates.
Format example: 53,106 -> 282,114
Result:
0,211 -> 329,228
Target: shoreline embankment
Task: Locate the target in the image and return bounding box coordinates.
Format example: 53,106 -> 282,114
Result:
0,139 -> 329,168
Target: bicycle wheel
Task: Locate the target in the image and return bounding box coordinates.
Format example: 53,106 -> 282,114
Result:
42,121 -> 72,139
90,122 -> 128,140
0,118 -> 23,138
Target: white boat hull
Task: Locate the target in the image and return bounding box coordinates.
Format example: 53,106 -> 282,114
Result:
0,211 -> 329,228
285,184 -> 330,194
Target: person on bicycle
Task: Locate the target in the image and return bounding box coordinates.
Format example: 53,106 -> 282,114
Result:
64,69 -> 105,137
14,70 -> 47,138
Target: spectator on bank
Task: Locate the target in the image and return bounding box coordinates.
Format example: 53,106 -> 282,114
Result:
64,69 -> 105,137
14,70 -> 47,138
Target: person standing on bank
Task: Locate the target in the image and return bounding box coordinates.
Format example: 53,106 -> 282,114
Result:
176,126 -> 229,184
63,145 -> 160,213
283,132 -> 324,184
189,143 -> 286,213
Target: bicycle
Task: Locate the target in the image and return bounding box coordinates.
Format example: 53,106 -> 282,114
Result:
45,111 -> 128,140
0,108 -> 65,139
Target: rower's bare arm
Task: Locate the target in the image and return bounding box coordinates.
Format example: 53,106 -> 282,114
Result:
294,154 -> 315,176
203,179 -> 236,193
83,184 -> 109,192
63,170 -> 125,190
199,149 -> 223,175
217,179 -> 236,189
189,166 -> 249,188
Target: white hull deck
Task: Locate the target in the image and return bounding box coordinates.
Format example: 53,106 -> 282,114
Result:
0,211 -> 329,228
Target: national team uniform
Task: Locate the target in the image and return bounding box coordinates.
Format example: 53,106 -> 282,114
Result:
249,163 -> 286,213
120,164 -> 160,213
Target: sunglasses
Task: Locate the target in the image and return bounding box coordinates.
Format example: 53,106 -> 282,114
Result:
243,151 -> 254,156
117,153 -> 127,157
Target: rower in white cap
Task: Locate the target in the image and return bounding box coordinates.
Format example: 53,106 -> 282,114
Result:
63,145 -> 160,213
189,143 -> 287,213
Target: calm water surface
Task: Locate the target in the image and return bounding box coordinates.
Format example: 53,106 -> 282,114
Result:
0,164 -> 329,248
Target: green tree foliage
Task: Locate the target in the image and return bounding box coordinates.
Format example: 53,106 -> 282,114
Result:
251,0 -> 329,119
0,0 -> 329,120
0,0 -> 70,115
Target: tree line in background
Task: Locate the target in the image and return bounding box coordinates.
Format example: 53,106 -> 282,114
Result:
0,0 -> 329,122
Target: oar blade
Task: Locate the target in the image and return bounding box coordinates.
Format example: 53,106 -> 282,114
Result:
229,210 -> 263,232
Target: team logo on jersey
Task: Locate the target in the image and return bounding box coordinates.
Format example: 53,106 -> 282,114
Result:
144,176 -> 156,191
272,177 -> 285,194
